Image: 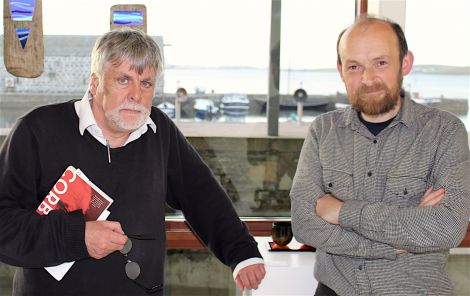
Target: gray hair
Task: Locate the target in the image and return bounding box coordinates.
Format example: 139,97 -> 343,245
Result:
90,28 -> 163,80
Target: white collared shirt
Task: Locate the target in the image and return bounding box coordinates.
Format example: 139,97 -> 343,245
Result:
74,91 -> 157,147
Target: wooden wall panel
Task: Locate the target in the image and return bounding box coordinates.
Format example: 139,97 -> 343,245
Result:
166,219 -> 470,249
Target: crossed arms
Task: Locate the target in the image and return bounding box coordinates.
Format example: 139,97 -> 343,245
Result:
291,120 -> 470,259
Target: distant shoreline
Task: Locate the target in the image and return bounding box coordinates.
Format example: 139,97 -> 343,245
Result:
165,65 -> 470,76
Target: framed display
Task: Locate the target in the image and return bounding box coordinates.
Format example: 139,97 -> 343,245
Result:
110,4 -> 147,33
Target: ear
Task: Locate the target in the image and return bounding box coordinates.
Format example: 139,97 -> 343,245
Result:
401,51 -> 414,76
89,73 -> 99,96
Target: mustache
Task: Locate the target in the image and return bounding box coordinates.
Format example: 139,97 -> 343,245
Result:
358,83 -> 386,94
115,102 -> 149,112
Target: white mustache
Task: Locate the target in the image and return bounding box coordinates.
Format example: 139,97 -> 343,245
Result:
116,102 -> 148,112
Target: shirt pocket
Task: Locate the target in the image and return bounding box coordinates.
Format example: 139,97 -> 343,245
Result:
322,168 -> 353,201
384,176 -> 426,206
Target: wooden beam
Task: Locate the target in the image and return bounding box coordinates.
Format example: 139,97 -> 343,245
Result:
459,229 -> 470,248
360,0 -> 368,15
165,219 -> 470,249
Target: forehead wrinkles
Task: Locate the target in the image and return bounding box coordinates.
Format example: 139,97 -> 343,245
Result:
104,49 -> 156,75
104,59 -> 156,80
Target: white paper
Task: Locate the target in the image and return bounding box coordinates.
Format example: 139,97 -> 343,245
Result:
45,209 -> 111,281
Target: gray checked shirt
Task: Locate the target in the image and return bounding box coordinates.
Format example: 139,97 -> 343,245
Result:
290,97 -> 470,296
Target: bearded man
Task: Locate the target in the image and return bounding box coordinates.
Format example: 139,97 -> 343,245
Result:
290,16 -> 470,296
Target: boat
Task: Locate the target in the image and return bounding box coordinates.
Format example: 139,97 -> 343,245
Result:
220,94 -> 250,117
278,96 -> 329,110
157,102 -> 175,118
334,102 -> 350,109
412,97 -> 442,105
252,94 -> 332,113
194,98 -> 219,120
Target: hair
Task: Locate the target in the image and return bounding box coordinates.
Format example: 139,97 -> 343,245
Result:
336,15 -> 408,66
90,28 -> 163,81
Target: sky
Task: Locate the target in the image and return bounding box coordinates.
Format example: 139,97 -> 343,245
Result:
1,0 -> 469,69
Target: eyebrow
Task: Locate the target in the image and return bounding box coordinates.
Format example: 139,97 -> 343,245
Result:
343,59 -> 359,65
373,55 -> 391,61
117,72 -> 154,82
343,55 -> 391,65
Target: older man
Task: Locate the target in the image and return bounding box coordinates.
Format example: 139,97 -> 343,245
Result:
0,29 -> 265,296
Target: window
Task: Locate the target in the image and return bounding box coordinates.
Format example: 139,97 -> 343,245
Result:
404,0 -> 470,130
0,0 -> 357,218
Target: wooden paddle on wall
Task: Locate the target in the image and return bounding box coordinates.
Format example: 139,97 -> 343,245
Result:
3,0 -> 44,78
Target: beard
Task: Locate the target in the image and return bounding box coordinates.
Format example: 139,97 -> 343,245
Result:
105,102 -> 151,132
349,74 -> 403,116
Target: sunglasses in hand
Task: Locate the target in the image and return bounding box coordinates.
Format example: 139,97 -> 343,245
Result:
120,234 -> 162,293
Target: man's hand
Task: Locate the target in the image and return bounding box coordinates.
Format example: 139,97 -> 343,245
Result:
420,187 -> 445,207
85,221 -> 128,259
234,263 -> 266,292
315,194 -> 343,225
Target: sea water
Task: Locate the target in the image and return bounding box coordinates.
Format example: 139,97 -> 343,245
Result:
1,68 -> 469,130
163,68 -> 470,99
163,68 -> 470,128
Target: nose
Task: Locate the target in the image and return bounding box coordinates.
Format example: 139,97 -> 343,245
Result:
128,81 -> 142,102
361,67 -> 375,86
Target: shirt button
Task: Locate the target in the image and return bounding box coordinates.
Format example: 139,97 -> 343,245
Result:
367,171 -> 372,177
358,265 -> 363,270
373,139 -> 377,144
328,182 -> 333,187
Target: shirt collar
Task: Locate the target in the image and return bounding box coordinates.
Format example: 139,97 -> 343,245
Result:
396,97 -> 414,127
74,91 -> 157,143
75,91 -> 97,136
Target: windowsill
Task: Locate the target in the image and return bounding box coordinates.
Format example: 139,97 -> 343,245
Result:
0,122 -> 310,138
165,218 -> 470,249
174,120 -> 309,138
0,129 -> 10,136
165,217 -> 290,249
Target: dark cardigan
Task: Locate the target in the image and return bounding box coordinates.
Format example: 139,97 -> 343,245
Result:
0,101 -> 261,295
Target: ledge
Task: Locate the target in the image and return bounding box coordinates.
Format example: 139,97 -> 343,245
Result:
165,219 -> 470,249
3,127 -> 470,141
176,121 -> 308,139
165,218 -> 288,249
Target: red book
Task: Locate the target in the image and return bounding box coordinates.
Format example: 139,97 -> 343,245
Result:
36,166 -> 113,221
36,166 -> 113,280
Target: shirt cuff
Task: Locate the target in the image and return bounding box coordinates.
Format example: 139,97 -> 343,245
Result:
339,200 -> 368,230
232,257 -> 265,279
